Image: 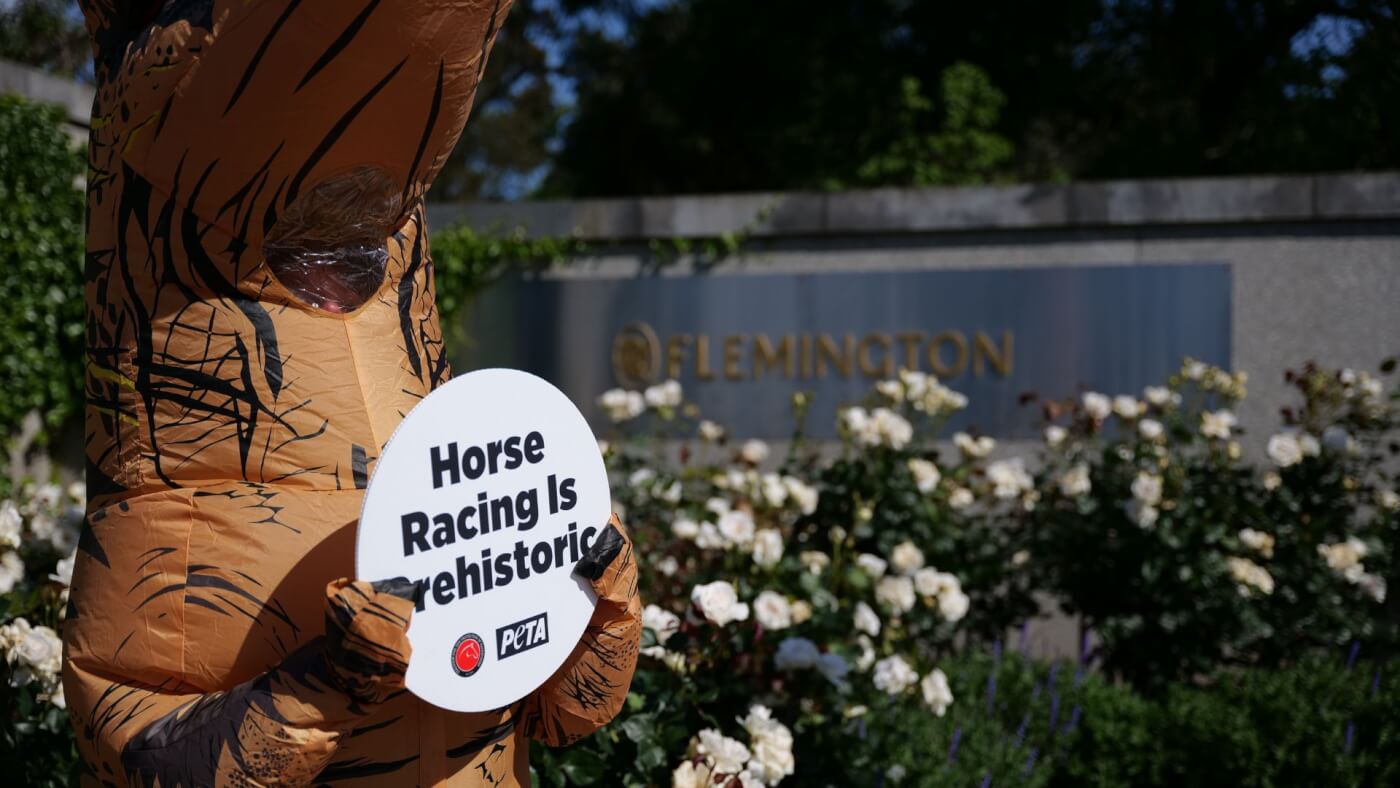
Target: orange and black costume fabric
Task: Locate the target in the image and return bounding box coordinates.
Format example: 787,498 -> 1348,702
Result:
65,2 -> 642,785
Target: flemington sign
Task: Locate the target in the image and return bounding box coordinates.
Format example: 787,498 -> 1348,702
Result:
465,263 -> 1232,439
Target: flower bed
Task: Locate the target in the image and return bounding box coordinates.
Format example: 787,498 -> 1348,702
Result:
3,358 -> 1396,786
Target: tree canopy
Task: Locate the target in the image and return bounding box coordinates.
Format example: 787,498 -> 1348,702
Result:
3,0 -> 1397,198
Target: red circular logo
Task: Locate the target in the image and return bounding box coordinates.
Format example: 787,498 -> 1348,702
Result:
452,633 -> 484,677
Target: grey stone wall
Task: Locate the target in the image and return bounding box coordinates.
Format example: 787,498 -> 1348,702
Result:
429,173 -> 1400,450
0,58 -> 94,145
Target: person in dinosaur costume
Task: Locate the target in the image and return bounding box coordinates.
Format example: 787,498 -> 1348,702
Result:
64,2 -> 642,785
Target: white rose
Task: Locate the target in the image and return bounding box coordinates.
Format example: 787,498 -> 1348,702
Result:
759,474 -> 788,508
1113,395 -> 1143,419
1227,556 -> 1275,596
15,624 -> 62,677
791,600 -> 813,624
672,517 -> 700,540
748,739 -> 795,785
872,408 -> 913,449
1044,425 -> 1068,448
656,556 -> 679,577
706,497 -> 731,517
644,379 -> 683,409
799,551 -> 830,574
50,550 -> 76,586
672,759 -> 714,788
890,541 -> 925,574
875,576 -> 916,613
751,529 -> 784,568
856,553 -> 888,578
920,668 -> 954,716
696,729 -> 751,775
913,568 -> 954,597
1144,386 -> 1174,407
954,432 -> 996,459
854,601 -> 882,637
629,468 -> 657,489
0,501 -> 21,549
1263,471 -> 1283,491
1200,409 -> 1237,440
948,487 -> 974,509
872,655 -> 919,695
1082,392 -> 1112,421
1266,432 -> 1304,468
1378,489 -> 1400,512
773,637 -> 820,670
855,636 -> 877,672
1237,528 -> 1275,558
876,379 -> 905,401
643,604 -> 681,644
1138,419 -> 1164,441
740,440 -> 770,465
598,388 -> 645,422
907,459 -> 941,493
1131,472 -> 1163,505
691,581 -> 750,626
0,551 -> 24,594
1057,464 -> 1092,497
718,510 -> 757,548
698,420 -> 726,442
987,459 -> 1033,499
783,477 -> 819,515
1127,501 -> 1159,529
753,591 -> 793,631
695,522 -> 725,550
660,481 -> 683,503
937,588 -> 970,622
1357,572 -> 1387,604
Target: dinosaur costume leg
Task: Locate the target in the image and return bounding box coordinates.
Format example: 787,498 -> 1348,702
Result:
66,2 -> 641,785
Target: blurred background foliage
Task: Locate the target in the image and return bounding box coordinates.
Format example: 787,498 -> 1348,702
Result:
4,0 -> 1399,198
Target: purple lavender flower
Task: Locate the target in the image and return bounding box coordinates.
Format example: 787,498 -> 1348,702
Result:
1079,629 -> 1091,666
947,726 -> 963,764
1347,640 -> 1361,671
1064,705 -> 1082,735
986,672 -> 998,717
980,773 -> 992,788
858,718 -> 867,741
993,638 -> 1003,664
1048,693 -> 1061,735
1030,681 -> 1043,705
1014,714 -> 1029,747
1344,721 -> 1355,755
1371,668 -> 1382,699
1048,661 -> 1060,693
1019,621 -> 1031,655
1024,747 -> 1039,776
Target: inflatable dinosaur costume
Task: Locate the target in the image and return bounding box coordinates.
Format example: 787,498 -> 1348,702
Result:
65,2 -> 641,785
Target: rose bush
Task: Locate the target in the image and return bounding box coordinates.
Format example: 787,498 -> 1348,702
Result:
3,357 -> 1396,786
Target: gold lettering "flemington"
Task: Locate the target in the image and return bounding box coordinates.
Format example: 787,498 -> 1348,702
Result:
612,324 -> 1013,386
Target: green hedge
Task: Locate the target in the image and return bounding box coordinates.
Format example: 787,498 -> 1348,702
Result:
0,95 -> 85,440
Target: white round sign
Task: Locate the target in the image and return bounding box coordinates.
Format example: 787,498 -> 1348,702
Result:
356,368 -> 610,712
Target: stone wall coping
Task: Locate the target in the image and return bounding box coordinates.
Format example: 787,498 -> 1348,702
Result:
0,58 -> 94,129
427,172 -> 1400,240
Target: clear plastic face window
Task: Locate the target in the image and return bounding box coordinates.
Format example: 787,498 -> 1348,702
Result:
263,166 -> 403,314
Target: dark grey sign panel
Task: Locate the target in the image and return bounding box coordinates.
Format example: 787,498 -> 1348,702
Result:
462,264 -> 1232,439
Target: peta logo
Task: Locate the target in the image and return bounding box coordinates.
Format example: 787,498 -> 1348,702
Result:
496,612 -> 550,660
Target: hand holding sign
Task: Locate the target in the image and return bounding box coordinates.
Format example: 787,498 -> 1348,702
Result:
356,369 -> 612,712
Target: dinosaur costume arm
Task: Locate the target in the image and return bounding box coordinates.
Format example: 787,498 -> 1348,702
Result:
519,516 -> 643,747
67,579 -> 414,787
